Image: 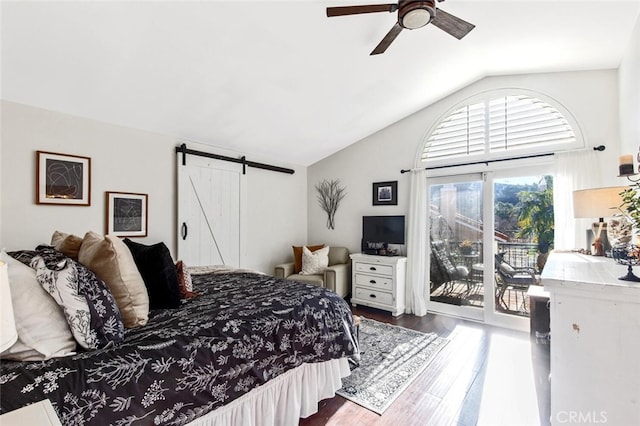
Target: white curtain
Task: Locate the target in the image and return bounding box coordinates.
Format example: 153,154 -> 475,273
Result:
553,150 -> 600,250
405,169 -> 428,316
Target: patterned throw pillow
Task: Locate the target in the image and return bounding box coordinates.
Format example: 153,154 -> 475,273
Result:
73,258 -> 125,346
31,256 -> 97,349
30,245 -> 125,349
300,246 -> 330,275
9,248 -> 59,269
175,260 -> 198,299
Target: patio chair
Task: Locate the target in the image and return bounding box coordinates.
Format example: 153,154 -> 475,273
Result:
430,240 -> 469,293
494,253 -> 539,314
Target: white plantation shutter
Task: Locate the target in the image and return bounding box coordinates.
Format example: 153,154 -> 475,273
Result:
423,102 -> 485,161
423,94 -> 577,162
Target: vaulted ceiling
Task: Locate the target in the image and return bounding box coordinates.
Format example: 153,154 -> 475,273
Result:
2,1 -> 639,166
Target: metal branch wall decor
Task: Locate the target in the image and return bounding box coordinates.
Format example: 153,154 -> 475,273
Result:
315,179 -> 346,230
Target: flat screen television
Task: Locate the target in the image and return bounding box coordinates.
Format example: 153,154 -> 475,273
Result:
362,215 -> 405,245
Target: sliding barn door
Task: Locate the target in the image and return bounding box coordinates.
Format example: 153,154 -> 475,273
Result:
177,155 -> 243,267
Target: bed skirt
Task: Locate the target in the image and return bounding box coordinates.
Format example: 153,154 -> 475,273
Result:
187,357 -> 350,426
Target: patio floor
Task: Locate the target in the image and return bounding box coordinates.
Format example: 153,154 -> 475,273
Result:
430,279 -> 530,317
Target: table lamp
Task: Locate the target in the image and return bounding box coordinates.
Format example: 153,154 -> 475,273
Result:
573,186 -> 628,255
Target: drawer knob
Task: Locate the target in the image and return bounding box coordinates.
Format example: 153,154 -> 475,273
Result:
369,280 -> 376,284
369,266 -> 377,271
369,294 -> 376,298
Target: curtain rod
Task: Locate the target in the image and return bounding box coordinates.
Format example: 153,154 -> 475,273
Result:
175,143 -> 295,175
400,145 -> 606,174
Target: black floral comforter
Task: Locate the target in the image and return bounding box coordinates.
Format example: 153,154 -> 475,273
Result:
0,271 -> 358,425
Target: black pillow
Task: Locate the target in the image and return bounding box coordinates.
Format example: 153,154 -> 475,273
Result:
123,239 -> 181,309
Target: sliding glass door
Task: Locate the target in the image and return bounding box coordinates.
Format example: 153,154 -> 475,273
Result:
429,174 -> 485,322
492,173 -> 553,324
428,166 -> 553,330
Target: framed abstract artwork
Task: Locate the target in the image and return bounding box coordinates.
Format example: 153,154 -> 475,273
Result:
36,151 -> 91,205
372,181 -> 397,206
106,191 -> 148,237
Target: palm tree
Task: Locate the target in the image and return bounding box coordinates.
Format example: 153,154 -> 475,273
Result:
516,176 -> 554,268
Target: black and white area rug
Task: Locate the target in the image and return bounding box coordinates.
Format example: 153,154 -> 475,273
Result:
337,317 -> 448,415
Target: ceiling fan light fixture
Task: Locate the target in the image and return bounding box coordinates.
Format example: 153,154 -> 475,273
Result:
402,8 -> 431,29
399,1 -> 436,29
327,0 -> 474,54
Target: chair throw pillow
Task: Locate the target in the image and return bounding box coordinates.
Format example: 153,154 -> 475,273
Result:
292,244 -> 325,273
123,238 -> 181,309
300,245 -> 330,275
499,262 -> 517,275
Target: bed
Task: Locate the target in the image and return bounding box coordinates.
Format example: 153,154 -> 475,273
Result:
0,254 -> 358,425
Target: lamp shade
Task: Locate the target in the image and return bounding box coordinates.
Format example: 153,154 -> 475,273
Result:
0,260 -> 18,352
573,186 -> 628,219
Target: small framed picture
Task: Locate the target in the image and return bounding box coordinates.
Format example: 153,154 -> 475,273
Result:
106,192 -> 148,237
36,151 -> 91,205
372,181 -> 398,206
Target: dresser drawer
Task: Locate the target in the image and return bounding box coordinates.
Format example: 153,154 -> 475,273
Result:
355,273 -> 393,291
354,262 -> 393,276
354,287 -> 393,306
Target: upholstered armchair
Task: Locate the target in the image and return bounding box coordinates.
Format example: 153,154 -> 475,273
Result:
274,246 -> 351,298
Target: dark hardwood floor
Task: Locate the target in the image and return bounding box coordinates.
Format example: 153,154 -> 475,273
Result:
300,305 -> 550,426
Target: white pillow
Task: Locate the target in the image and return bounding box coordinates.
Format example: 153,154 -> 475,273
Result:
0,250 -> 76,361
300,246 -> 330,275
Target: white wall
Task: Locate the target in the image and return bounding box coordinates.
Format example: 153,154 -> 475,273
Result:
0,100 -> 307,273
619,14 -> 640,157
308,70 -> 620,252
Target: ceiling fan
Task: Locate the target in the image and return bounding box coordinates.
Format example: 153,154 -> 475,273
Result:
326,0 -> 475,55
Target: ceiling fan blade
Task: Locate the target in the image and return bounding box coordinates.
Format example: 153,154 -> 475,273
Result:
431,8 -> 475,39
370,23 -> 403,55
327,4 -> 397,17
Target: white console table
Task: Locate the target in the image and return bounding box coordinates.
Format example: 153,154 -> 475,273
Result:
541,252 -> 640,425
350,253 -> 406,316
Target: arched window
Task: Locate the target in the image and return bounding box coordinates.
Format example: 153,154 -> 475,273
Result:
422,93 -> 581,164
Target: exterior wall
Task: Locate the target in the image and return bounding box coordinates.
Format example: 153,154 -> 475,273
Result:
0,101 -> 307,274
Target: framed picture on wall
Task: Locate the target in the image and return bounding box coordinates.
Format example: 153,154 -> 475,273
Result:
106,191 -> 148,237
36,151 -> 91,205
372,181 -> 398,206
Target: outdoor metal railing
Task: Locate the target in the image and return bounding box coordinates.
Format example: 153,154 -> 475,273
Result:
451,241 -> 540,272
497,242 -> 539,271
